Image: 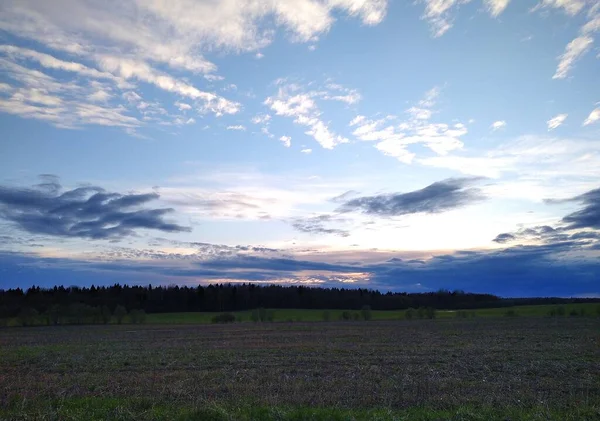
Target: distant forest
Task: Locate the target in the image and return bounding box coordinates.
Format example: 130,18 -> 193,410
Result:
1,284 -> 598,321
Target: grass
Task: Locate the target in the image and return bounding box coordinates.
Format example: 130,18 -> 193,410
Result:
1,317 -> 599,420
144,303 -> 599,324
2,303 -> 598,326
2,398 -> 599,420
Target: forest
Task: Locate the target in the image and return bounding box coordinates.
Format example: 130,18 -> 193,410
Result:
1,283 -> 598,322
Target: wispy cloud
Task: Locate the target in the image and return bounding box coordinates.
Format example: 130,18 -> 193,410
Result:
583,108 -> 599,125
227,125 -> 246,131
291,214 -> 350,237
491,120 -> 507,131
265,81 -> 352,149
350,87 -> 467,163
551,4 -> 599,79
547,113 -> 568,130
420,0 -> 511,37
337,177 -> 485,217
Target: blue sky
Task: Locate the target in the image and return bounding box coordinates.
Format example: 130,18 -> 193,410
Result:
0,0 -> 599,297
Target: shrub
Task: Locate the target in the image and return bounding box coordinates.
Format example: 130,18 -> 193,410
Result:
579,308 -> 587,317
250,309 -> 260,323
569,309 -> 579,317
504,309 -> 518,317
258,307 -> 267,322
361,305 -> 372,321
456,310 -> 468,318
211,313 -> 236,323
426,307 -> 436,319
17,306 -> 38,326
114,305 -> 128,324
101,305 -> 112,324
405,308 -> 415,320
352,312 -> 360,321
341,311 -> 351,321
266,310 -> 275,322
417,307 -> 426,319
130,309 -> 146,324
557,306 -> 566,316
322,310 -> 331,322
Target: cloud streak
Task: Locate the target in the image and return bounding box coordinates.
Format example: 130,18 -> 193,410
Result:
337,177 -> 485,217
0,177 -> 190,239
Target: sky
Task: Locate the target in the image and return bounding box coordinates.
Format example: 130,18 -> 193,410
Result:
0,0 -> 599,297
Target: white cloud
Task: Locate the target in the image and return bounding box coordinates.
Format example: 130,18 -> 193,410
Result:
96,55 -> 240,116
484,0 -> 511,17
551,4 -> 599,79
251,114 -> 272,124
87,89 -> 112,102
227,125 -> 246,131
491,120 -> 506,131
0,1 -> 387,69
547,113 -> 568,130
175,101 -> 192,111
349,115 -> 366,126
420,135 -> 600,184
264,82 -> 350,149
280,135 -> 292,147
255,52 -> 264,59
420,0 -> 511,37
301,148 -> 313,154
583,108 -> 600,125
533,0 -> 586,16
0,56 -> 141,130
553,36 -> 594,79
350,87 -> 466,163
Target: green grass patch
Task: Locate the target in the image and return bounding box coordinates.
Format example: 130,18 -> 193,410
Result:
1,398 -> 599,421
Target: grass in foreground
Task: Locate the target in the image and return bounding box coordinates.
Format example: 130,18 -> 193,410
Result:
2,398 -> 599,421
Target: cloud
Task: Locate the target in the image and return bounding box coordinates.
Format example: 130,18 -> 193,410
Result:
0,177 -> 190,240
227,125 -> 246,131
264,82 -> 350,149
484,0 -> 511,17
491,120 -> 507,131
420,0 -> 511,37
251,114 -> 271,124
583,108 -> 599,125
547,113 -> 568,130
280,135 -> 292,147
96,55 -> 240,116
552,4 -> 599,79
492,186 -> 600,249
553,36 -> 594,79
0,1 -> 387,70
533,0 -> 586,16
301,148 -> 313,154
350,87 -> 467,163
291,214 -> 350,237
561,187 -> 600,230
337,177 -> 485,217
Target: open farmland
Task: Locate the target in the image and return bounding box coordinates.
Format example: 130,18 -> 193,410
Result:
1,317 -> 599,420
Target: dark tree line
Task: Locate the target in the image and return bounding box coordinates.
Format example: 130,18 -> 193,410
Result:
0,284 -> 598,320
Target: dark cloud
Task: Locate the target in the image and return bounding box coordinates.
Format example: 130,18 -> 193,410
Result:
291,214 -> 350,237
337,177 -> 485,217
0,178 -> 191,240
493,187 -> 600,247
1,240 -> 598,296
561,187 -> 600,230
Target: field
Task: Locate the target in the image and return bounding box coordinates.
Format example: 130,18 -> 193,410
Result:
1,317 -> 599,420
143,303 -> 599,324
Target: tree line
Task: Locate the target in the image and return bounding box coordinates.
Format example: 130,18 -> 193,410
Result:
0,284 -> 598,323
